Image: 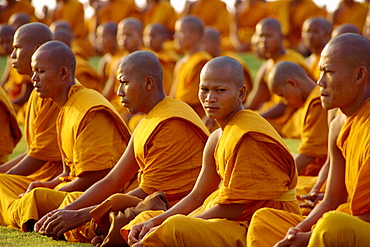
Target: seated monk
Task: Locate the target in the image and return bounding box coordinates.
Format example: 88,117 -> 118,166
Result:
246,33 -> 370,247
122,56 -> 300,247
33,51 -> 209,246
1,40 -> 132,231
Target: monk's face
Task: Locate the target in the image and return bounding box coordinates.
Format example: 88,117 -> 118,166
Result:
302,20 -> 328,51
11,30 -> 36,75
117,23 -> 142,53
199,65 -> 245,125
0,30 -> 14,56
117,64 -> 146,114
271,83 -> 304,108
174,21 -> 193,51
31,49 -> 62,100
255,23 -> 282,58
318,44 -> 359,111
96,26 -> 115,54
143,26 -> 164,52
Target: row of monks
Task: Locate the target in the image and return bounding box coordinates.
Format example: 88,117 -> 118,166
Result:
0,0 -> 370,246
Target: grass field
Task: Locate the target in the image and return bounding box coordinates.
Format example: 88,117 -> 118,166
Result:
0,53 -> 299,246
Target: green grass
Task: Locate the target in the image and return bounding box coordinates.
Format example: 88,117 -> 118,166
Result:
1,53 -> 299,245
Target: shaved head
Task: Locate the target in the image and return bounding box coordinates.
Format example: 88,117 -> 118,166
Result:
324,33 -> 370,71
53,29 -> 73,47
34,40 -> 76,76
201,27 -> 221,57
332,24 -> 360,38
201,56 -> 244,88
118,18 -> 143,34
8,12 -> 30,30
304,17 -> 332,34
268,61 -> 310,90
0,24 -> 15,55
16,22 -> 53,47
98,21 -> 117,37
179,15 -> 204,35
120,50 -> 163,88
0,24 -> 14,37
257,18 -> 282,35
50,20 -> 72,34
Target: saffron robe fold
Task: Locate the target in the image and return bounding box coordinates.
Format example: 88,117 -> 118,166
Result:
142,1 -> 177,33
62,96 -> 209,242
122,110 -> 300,246
2,84 -> 131,229
246,98 -> 370,246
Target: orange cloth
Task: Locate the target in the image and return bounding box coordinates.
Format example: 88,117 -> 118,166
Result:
0,1 -> 38,23
124,110 -> 299,246
97,0 -> 139,26
283,87 -> 328,175
63,96 -> 209,242
53,0 -> 88,38
333,2 -> 368,32
75,55 -> 104,92
0,86 -> 22,162
142,1 -> 177,33
171,51 -> 211,113
246,98 -> 370,246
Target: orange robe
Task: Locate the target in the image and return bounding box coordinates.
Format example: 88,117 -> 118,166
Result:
63,96 -> 209,242
122,110 -> 300,246
171,51 -> 211,116
75,54 -> 104,93
97,0 -> 139,26
246,98 -> 370,246
0,87 -> 22,164
0,0 -> 38,23
142,1 -> 177,33
5,84 -> 131,229
283,86 -> 328,175
333,2 -> 368,32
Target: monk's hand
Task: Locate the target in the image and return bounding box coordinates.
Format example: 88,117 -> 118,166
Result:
299,192 -> 324,209
128,219 -> 158,246
34,210 -> 59,234
274,227 -> 311,247
36,209 -> 90,239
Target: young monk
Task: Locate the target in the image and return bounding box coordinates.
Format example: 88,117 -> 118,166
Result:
267,61 -> 328,176
301,17 -> 332,81
170,15 -> 212,118
0,23 -> 64,221
247,33 -> 370,247
2,40 -> 131,231
33,51 -> 209,245
125,56 -> 299,247
143,23 -> 178,95
246,18 -> 311,136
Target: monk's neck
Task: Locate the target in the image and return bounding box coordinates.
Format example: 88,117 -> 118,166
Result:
185,44 -> 201,56
53,82 -> 76,108
270,48 -> 286,61
342,87 -> 370,117
144,92 -> 166,114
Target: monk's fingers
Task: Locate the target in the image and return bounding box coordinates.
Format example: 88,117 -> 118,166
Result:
273,238 -> 292,247
128,225 -> 141,245
35,210 -> 58,233
286,227 -> 301,240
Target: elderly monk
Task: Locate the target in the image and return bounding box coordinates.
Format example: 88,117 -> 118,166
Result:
33,51 -> 209,245
246,18 -> 311,135
301,18 -> 332,81
143,23 -> 178,95
3,40 -> 131,231
124,56 -> 299,247
247,33 -> 370,247
0,86 -> 22,165
0,24 -> 64,224
170,15 -> 211,118
268,61 -> 328,176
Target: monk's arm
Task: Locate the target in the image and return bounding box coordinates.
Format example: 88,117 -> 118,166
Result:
245,61 -> 270,110
294,116 -> 347,232
63,138 -> 139,211
295,153 -> 315,175
5,154 -> 47,176
102,59 -> 120,100
310,156 -> 329,193
260,102 -> 287,119
0,153 -> 26,173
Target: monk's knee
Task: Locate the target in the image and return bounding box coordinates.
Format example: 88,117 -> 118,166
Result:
161,215 -> 191,236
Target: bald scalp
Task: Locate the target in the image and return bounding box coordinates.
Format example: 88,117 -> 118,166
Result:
202,56 -> 244,88
8,12 -> 30,30
16,23 -> 53,46
327,33 -> 370,70
146,23 -> 167,36
257,18 -> 282,35
120,50 -> 163,88
304,17 -> 332,34
35,40 -> 76,76
332,24 -> 360,38
0,24 -> 14,36
268,61 -> 309,89
99,21 -> 118,37
118,18 -> 143,34
179,15 -> 204,35
203,27 -> 220,43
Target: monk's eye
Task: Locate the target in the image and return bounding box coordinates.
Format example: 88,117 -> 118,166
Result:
200,88 -> 208,92
216,89 -> 225,92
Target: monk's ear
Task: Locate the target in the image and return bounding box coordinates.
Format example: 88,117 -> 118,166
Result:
286,78 -> 298,88
60,66 -> 68,80
145,76 -> 155,90
355,66 -> 367,84
238,84 -> 247,102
